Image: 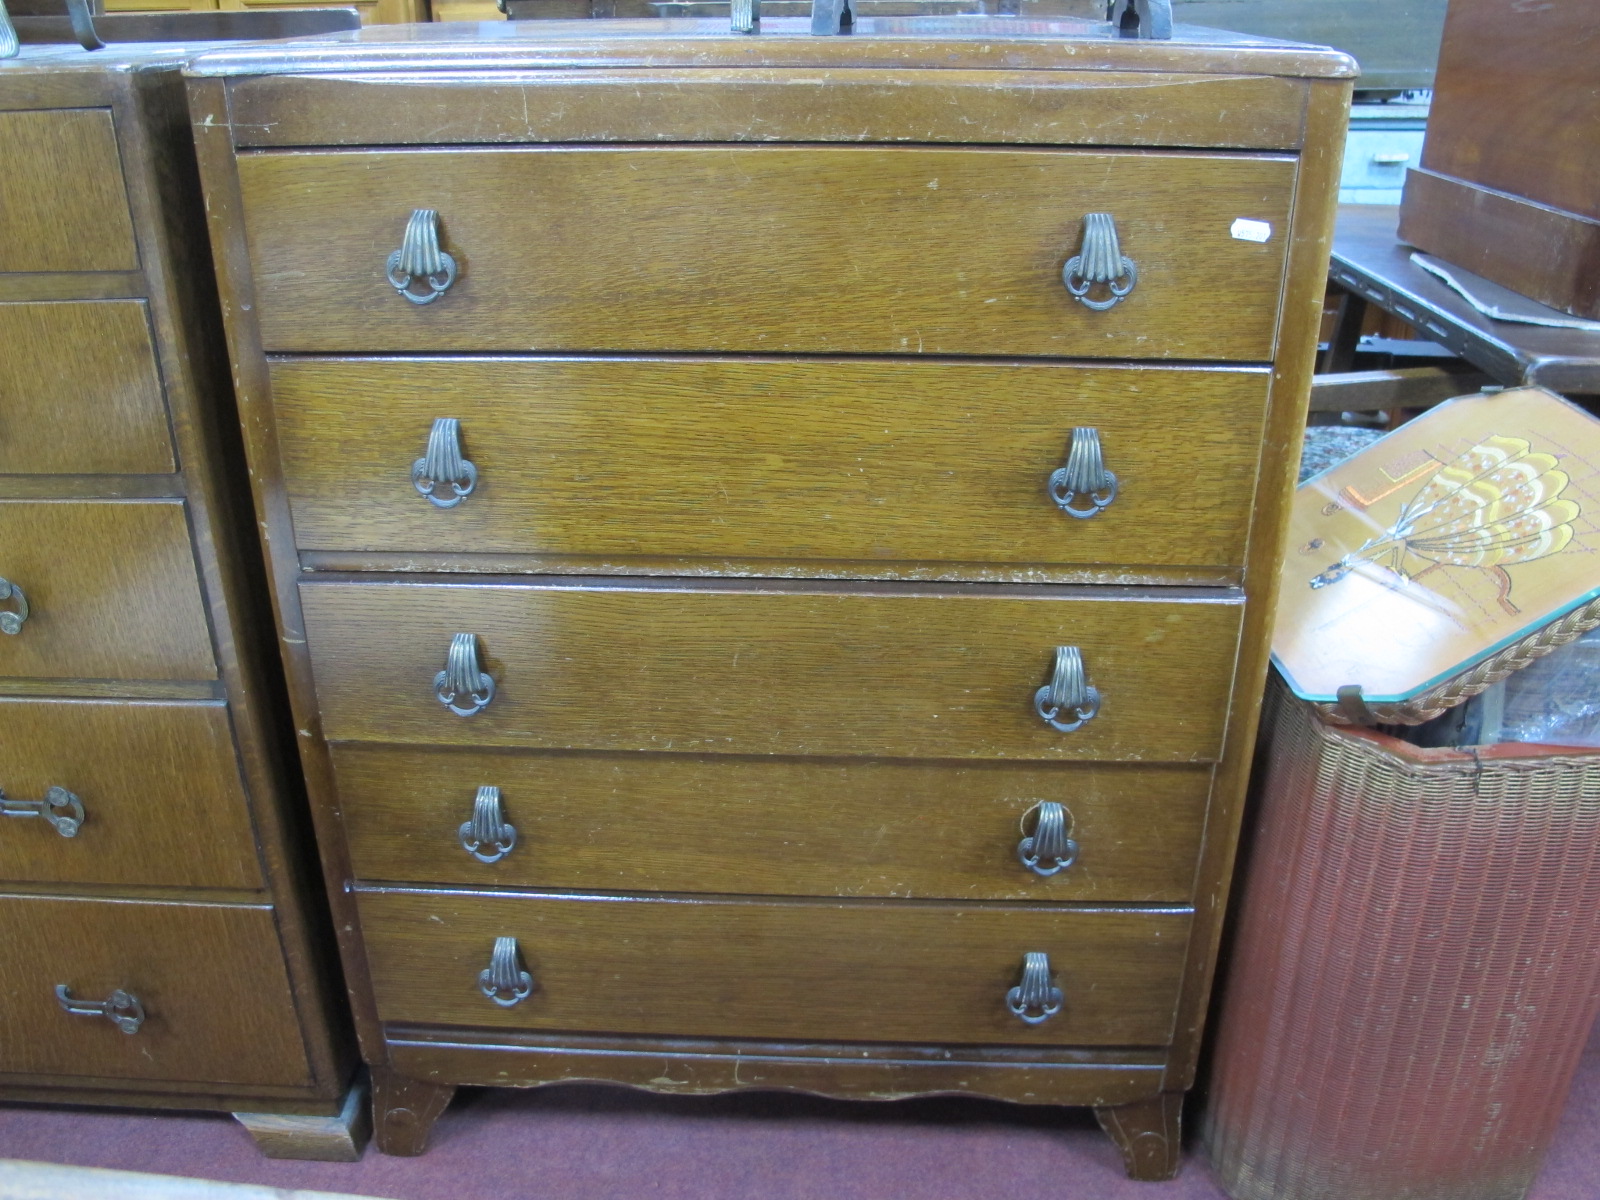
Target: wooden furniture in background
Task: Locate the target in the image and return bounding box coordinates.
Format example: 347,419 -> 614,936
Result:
98,0 -> 424,27
1398,0 -> 1600,320
0,46 -> 357,1157
186,18 -> 1352,1178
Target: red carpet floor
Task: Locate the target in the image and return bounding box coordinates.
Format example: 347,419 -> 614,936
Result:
2,1026 -> 1597,1200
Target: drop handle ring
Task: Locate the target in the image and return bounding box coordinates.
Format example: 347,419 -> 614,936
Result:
1063,213 -> 1137,311
479,936 -> 534,1007
1048,427 -> 1118,519
1035,646 -> 1100,733
413,418 -> 477,508
459,785 -> 516,863
1006,952 -> 1063,1025
0,576 -> 28,634
388,209 -> 457,305
435,633 -> 496,717
1018,801 -> 1078,877
56,985 -> 145,1034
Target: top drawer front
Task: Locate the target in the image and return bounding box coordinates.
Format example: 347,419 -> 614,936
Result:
238,146 -> 1295,360
0,110 -> 139,274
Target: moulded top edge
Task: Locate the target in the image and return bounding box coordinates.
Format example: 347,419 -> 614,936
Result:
182,17 -> 1359,80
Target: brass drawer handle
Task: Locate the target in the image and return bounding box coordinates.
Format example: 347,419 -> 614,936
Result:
413,418 -> 477,509
479,936 -> 533,1008
435,633 -> 496,717
1063,213 -> 1137,311
0,576 -> 29,635
1035,646 -> 1100,733
1006,951 -> 1063,1025
387,209 -> 457,305
1048,427 -> 1118,519
1,785 -> 84,838
459,785 -> 516,863
1018,801 -> 1078,877
55,984 -> 145,1034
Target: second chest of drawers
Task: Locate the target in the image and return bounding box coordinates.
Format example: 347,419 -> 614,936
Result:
187,18 -> 1352,1180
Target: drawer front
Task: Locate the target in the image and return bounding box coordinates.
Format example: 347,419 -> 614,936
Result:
238,146 -> 1295,360
335,745 -> 1211,903
0,110 -> 139,274
359,889 -> 1190,1047
1340,129 -> 1425,193
0,699 -> 262,890
0,501 -> 216,683
0,895 -> 311,1087
273,357 -> 1268,576
301,580 -> 1241,762
0,302 -> 174,476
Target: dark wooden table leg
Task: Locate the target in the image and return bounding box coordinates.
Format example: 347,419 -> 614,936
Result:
371,1064 -> 456,1156
1320,285 -> 1369,374
1094,1091 -> 1183,1181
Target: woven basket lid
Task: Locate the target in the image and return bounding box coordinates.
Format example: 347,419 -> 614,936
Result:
1273,386 -> 1600,726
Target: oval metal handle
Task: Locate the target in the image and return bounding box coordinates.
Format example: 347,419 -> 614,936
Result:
459,785 -> 516,863
1063,213 -> 1137,311
387,209 -> 457,305
56,984 -> 145,1034
479,936 -> 534,1007
1006,952 -> 1063,1025
435,633 -> 496,717
0,576 -> 29,635
1035,646 -> 1100,733
1048,427 -> 1118,519
1018,801 -> 1078,877
1,785 -> 84,838
413,418 -> 477,509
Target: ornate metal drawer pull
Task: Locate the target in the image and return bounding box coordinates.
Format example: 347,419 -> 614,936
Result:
1035,646 -> 1101,733
1,785 -> 84,838
0,576 -> 28,635
1063,213 -> 1137,311
56,985 -> 145,1034
1006,952 -> 1063,1025
459,785 -> 516,863
435,633 -> 495,717
412,418 -> 477,508
479,936 -> 533,1007
387,209 -> 457,305
1048,427 -> 1118,519
1018,802 -> 1078,877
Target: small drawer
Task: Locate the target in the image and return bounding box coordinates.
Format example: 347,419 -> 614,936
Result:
300,578 -> 1242,762
358,888 -> 1191,1047
335,744 -> 1211,903
0,110 -> 139,274
1340,128 -> 1426,193
237,145 -> 1295,360
273,357 -> 1269,578
0,500 -> 216,683
0,698 -> 262,891
0,302 -> 174,476
0,895 -> 312,1088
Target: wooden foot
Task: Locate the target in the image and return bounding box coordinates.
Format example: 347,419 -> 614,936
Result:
1094,1091 -> 1183,1181
234,1073 -> 371,1161
371,1064 -> 456,1156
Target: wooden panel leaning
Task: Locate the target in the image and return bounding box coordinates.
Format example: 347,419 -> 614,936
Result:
185,17 -> 1354,1180
0,49 -> 357,1158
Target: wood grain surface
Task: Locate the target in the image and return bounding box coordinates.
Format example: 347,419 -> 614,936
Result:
357,888 -> 1191,1046
0,894 -> 311,1087
270,357 -> 1269,575
333,744 -> 1212,902
0,302 -> 173,476
0,500 -> 216,682
300,578 -> 1241,761
0,110 -> 139,274
0,698 -> 262,890
237,146 -> 1295,359
225,69 -> 1311,150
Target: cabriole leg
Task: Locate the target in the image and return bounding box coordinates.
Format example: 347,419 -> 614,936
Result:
1094,1091 -> 1184,1181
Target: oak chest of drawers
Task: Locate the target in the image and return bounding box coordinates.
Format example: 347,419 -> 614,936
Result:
187,17 -> 1353,1177
0,46 -> 356,1152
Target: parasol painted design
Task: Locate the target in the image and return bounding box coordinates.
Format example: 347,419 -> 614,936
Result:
1310,435 -> 1580,589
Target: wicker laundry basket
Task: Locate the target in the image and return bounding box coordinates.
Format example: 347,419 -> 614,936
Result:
1202,675 -> 1600,1200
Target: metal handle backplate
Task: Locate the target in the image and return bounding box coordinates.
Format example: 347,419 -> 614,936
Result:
1048,427 -> 1118,519
1,785 -> 84,837
435,633 -> 496,717
1035,646 -> 1101,733
1063,213 -> 1137,311
479,936 -> 534,1007
413,417 -> 477,508
56,984 -> 144,1034
1018,802 -> 1078,877
459,785 -> 516,863
0,576 -> 28,635
388,209 -> 456,305
1006,951 -> 1063,1025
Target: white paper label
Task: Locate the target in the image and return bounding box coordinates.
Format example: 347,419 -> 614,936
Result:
1231,218 -> 1273,243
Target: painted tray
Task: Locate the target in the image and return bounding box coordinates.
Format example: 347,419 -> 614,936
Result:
1274,386 -> 1600,724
